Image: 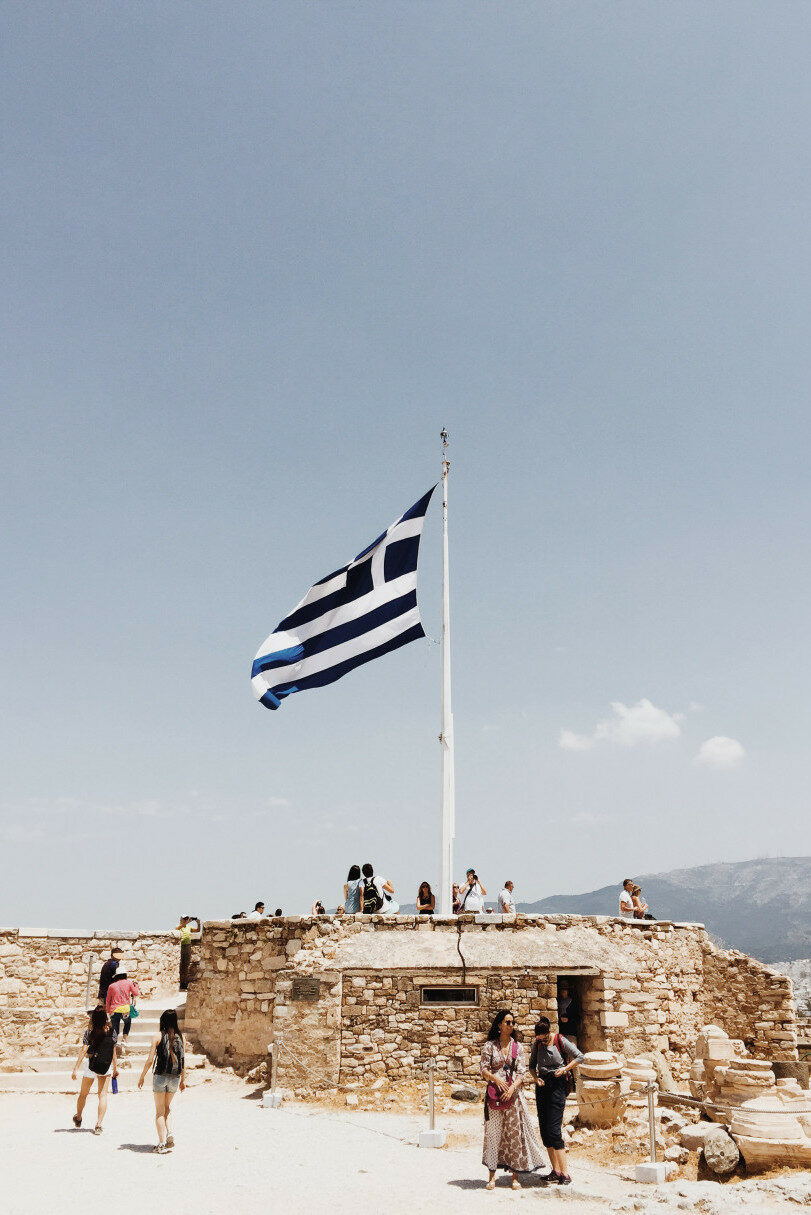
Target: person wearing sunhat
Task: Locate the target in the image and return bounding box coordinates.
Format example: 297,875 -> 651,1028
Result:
105,961 -> 140,1053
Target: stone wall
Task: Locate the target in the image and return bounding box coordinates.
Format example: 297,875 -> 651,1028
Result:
701,940 -> 798,1060
0,928 -> 186,1061
184,913 -> 798,1089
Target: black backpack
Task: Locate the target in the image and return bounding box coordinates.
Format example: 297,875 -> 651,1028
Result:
88,1032 -> 115,1076
155,1031 -> 184,1076
362,877 -> 382,914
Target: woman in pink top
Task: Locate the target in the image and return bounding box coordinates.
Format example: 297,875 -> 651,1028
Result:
105,964 -> 140,1050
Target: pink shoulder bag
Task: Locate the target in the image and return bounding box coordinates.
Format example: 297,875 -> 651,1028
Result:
486,1040 -> 519,1110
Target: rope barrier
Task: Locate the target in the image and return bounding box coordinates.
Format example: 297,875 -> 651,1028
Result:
268,1042 -> 811,1116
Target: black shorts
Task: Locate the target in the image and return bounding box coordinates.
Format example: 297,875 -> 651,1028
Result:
535,1080 -> 568,1150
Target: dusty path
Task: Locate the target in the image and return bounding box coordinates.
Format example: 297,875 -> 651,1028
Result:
1,1081 -> 808,1214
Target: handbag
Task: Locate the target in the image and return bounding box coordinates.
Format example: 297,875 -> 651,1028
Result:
486,1040 -> 519,1110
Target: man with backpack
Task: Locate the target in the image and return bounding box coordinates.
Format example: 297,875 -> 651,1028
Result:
360,862 -> 396,914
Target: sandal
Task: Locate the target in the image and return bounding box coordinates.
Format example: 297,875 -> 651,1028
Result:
93,1126 -> 103,1135
72,1114 -> 82,1128
511,1179 -> 521,1190
485,1179 -> 496,1190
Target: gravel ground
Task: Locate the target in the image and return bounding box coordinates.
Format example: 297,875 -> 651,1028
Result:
2,1080 -> 809,1214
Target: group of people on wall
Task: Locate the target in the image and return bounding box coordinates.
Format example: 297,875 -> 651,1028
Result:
227,873 -> 657,923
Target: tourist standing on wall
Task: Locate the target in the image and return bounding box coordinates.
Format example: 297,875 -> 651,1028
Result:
529,1016 -> 583,1185
174,915 -> 200,991
105,964 -> 140,1052
618,879 -> 635,918
344,865 -> 364,914
458,869 -> 486,912
71,1006 -> 119,1133
138,1008 -> 186,1153
416,881 -> 435,914
497,881 -> 516,914
479,1009 -> 545,1189
97,947 -> 121,1005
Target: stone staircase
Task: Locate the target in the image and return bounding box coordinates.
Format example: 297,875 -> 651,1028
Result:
0,994 -> 209,1092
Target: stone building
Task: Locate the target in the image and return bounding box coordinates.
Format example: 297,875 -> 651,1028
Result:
183,913 -> 798,1090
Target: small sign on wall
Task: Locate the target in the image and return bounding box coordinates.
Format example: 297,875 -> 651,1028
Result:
291,976 -> 321,1003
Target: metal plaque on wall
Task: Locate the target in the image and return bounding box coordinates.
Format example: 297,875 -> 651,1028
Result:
291,975 -> 320,1002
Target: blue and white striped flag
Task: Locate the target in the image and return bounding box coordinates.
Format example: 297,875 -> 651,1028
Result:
251,487 -> 436,711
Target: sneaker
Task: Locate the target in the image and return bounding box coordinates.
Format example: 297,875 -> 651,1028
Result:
93,1126 -> 103,1136
165,1134 -> 175,1149
557,1174 -> 572,1185
155,1143 -> 167,1154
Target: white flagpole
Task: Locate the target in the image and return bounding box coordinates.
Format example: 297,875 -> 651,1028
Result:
439,429 -> 455,916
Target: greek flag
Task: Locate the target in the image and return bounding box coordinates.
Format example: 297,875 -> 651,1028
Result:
251,487 -> 436,710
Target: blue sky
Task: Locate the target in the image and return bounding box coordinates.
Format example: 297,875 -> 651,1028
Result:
3,2 -> 810,926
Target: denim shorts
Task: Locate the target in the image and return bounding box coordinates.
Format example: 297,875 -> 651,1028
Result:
152,1073 -> 180,1093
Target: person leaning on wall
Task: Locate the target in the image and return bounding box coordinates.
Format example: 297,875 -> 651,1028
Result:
174,915 -> 201,991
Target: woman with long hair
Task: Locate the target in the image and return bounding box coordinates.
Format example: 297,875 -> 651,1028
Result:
71,1006 -> 119,1133
344,865 -> 364,914
479,1010 -> 545,1189
416,881 -> 435,915
138,1009 -> 186,1153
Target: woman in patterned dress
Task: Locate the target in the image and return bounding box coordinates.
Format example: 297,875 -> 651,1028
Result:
479,1009 -> 546,1190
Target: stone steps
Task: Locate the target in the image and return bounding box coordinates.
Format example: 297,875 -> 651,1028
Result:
0,992 -> 205,1093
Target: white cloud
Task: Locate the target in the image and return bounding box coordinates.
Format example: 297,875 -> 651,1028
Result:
268,796 -> 292,808
559,698 -> 683,751
695,736 -> 746,769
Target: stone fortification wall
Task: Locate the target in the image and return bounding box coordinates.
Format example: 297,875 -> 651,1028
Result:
701,940 -> 797,1058
184,913 -> 797,1090
0,928 -> 183,1061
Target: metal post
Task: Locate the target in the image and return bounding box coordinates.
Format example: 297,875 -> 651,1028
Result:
428,1059 -> 436,1131
634,1080 -> 666,1183
262,1040 -> 283,1108
438,428 -> 455,918
647,1081 -> 657,1164
85,953 -> 94,1011
418,1059 -> 446,1147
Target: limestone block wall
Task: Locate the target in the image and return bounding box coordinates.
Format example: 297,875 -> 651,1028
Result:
339,969 -> 561,1084
184,913 -> 796,1088
0,928 -> 185,1061
701,940 -> 798,1060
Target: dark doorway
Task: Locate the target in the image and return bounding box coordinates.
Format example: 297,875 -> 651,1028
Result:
556,975 -> 604,1053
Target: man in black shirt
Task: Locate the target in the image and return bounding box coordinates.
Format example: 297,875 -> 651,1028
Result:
97,948 -> 121,1004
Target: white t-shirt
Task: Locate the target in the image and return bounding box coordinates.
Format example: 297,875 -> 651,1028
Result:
498,887 -> 515,914
619,890 -> 634,918
375,876 -> 399,914
459,881 -> 484,913
247,910 -> 264,920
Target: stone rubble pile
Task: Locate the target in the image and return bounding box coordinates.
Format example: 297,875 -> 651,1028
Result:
683,1022 -> 811,1174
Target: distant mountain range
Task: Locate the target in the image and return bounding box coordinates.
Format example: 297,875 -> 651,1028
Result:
517,856 -> 811,963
